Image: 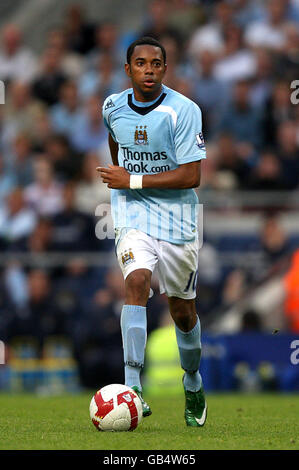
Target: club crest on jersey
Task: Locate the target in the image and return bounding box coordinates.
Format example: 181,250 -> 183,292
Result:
135,126 -> 148,145
121,249 -> 135,266
196,132 -> 205,150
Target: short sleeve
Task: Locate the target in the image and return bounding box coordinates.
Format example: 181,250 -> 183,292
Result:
174,101 -> 206,164
102,96 -> 117,142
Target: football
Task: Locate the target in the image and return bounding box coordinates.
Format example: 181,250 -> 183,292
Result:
89,384 -> 143,432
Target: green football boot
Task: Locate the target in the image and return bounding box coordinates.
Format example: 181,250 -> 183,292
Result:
132,386 -> 152,417
183,376 -> 207,427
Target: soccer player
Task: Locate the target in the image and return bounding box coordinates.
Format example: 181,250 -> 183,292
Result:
98,37 -> 207,427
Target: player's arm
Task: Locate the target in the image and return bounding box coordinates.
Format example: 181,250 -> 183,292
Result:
143,161 -> 201,189
97,161 -> 201,189
102,97 -> 119,166
108,133 -> 119,166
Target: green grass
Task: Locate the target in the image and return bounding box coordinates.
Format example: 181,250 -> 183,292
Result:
0,392 -> 298,450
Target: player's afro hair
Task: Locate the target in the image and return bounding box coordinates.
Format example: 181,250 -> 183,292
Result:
126,37 -> 167,65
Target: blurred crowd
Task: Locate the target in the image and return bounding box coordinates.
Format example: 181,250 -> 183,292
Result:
0,0 -> 299,386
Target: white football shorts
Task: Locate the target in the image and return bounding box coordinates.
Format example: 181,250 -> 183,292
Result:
115,228 -> 199,300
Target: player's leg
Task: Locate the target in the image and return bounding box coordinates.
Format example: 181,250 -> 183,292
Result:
168,297 -> 203,390
168,297 -> 202,388
168,296 -> 207,427
122,268 -> 152,416
158,239 -> 207,426
121,268 -> 151,391
116,229 -> 157,416
124,268 -> 151,306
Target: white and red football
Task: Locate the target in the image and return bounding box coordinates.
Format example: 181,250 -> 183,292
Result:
89,384 -> 143,432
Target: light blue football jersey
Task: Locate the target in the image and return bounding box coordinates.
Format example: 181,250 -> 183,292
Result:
102,84 -> 206,244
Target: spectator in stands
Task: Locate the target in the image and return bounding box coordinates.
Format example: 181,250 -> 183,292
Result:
250,48 -> 274,108
72,267 -> 124,387
63,3 -> 96,55
276,120 -> 299,189
276,23 -> 299,81
221,269 -> 247,308
244,0 -> 292,51
55,256 -> 103,305
9,269 -> 62,353
0,24 -> 37,83
3,81 -> 46,147
50,80 -> 84,139
74,152 -> 110,215
196,240 -> 222,314
45,134 -> 83,182
24,156 -> 64,216
214,23 -> 256,83
92,268 -> 126,317
287,0 -> 299,21
233,0 -> 266,28
159,34 -> 193,96
22,217 -> 53,255
217,79 -> 264,148
79,52 -> 126,99
46,28 -> 83,79
259,212 -> 290,275
7,223 -> 56,312
87,22 -> 122,71
30,114 -> 53,153
197,143 -> 224,190
9,133 -> 34,187
10,216 -> 53,257
0,187 -> 36,249
215,133 -> 251,188
0,153 -> 16,205
0,275 -> 17,341
32,46 -> 68,106
248,150 -> 284,190
166,0 -> 204,41
140,0 -> 182,44
189,0 -> 234,56
70,95 -> 108,153
263,81 -> 297,147
50,182 -> 97,252
191,50 -> 228,138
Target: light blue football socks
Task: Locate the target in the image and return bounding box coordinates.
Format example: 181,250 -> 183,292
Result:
121,305 -> 202,392
120,305 -> 147,390
175,317 -> 202,392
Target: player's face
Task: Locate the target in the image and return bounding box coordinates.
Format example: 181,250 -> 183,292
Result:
125,45 -> 167,101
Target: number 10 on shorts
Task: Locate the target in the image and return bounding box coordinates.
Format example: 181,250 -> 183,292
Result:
184,270 -> 198,293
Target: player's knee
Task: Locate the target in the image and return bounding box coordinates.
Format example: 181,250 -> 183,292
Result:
125,270 -> 150,303
171,309 -> 195,332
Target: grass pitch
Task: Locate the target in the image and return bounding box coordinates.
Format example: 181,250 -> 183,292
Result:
0,392 -> 298,450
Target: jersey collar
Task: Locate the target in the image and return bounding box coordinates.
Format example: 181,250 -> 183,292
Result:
128,92 -> 167,115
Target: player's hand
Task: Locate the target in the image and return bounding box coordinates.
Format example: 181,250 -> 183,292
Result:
96,165 -> 130,189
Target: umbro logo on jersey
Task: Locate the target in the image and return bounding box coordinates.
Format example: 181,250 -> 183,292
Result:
135,126 -> 148,145
105,99 -> 115,110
